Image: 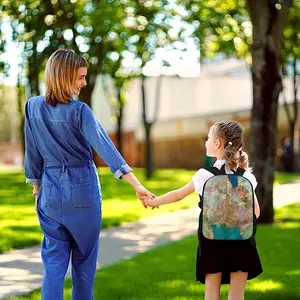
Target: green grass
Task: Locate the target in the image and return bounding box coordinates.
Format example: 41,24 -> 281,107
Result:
274,171 -> 300,185
1,167 -> 300,254
7,203 -> 300,300
0,167 -> 198,254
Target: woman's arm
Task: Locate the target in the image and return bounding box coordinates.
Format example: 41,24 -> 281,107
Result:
121,172 -> 143,190
254,193 -> 260,219
24,101 -> 44,185
122,172 -> 155,208
145,181 -> 195,207
79,103 -> 132,180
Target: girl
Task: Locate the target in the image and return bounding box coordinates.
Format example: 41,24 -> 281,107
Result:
144,121 -> 262,300
24,49 -> 153,299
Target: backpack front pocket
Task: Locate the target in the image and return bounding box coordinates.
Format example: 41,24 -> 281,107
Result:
70,183 -> 93,208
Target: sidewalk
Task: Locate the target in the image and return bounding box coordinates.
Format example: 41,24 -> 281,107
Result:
0,183 -> 300,299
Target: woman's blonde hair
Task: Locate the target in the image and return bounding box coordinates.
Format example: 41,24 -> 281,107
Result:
44,49 -> 88,106
211,120 -> 250,170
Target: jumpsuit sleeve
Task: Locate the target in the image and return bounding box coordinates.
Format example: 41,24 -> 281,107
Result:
24,101 -> 44,185
79,103 -> 132,179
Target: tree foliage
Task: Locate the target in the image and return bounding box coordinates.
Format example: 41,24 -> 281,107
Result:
2,0 -> 176,106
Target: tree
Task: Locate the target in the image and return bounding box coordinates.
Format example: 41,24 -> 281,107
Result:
3,0 -> 139,107
128,0 -> 177,178
181,1 -> 251,61
102,58 -> 134,155
3,0 -> 86,96
248,0 -> 291,223
101,20 -> 140,155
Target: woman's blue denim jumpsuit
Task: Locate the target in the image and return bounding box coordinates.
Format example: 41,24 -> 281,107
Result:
24,96 -> 132,299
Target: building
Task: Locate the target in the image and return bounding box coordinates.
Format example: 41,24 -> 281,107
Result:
1,59 -> 298,170
92,58 -> 299,170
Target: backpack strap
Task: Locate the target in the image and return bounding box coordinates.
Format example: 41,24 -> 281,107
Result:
204,167 -> 223,175
220,164 -> 226,174
205,164 -> 246,176
234,167 -> 246,176
204,165 -> 226,175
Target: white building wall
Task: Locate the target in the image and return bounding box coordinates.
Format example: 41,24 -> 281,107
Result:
91,75 -> 115,132
91,73 -> 297,138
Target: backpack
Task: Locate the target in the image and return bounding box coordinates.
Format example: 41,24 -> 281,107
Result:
200,164 -> 255,241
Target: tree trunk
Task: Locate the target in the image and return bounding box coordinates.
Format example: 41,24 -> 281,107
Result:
17,80 -> 25,165
145,122 -> 153,179
27,52 -> 40,96
116,86 -> 124,155
292,58 -> 299,171
248,1 -> 290,223
141,75 -> 154,179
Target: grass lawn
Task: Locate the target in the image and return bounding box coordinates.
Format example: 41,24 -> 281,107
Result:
0,167 -> 300,254
0,167 -> 198,254
7,203 -> 300,300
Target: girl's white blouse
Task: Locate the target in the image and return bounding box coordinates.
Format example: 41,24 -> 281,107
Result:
192,159 -> 258,196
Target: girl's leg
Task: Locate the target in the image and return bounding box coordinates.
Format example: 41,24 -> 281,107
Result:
228,271 -> 248,300
205,272 -> 222,300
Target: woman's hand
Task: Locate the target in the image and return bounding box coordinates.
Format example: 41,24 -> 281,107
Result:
32,185 -> 40,212
120,172 -> 159,209
135,185 -> 158,209
35,195 -> 38,212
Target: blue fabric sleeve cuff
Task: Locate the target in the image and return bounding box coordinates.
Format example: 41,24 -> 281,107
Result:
113,164 -> 132,180
26,178 -> 42,185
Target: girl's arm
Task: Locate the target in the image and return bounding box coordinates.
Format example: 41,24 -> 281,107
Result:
254,193 -> 260,219
145,181 -> 195,207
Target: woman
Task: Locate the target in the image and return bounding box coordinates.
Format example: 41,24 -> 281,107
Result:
24,49 -> 153,299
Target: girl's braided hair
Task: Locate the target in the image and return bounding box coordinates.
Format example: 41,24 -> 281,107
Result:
212,120 -> 249,170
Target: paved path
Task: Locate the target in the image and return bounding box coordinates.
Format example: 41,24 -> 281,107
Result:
0,183 -> 299,299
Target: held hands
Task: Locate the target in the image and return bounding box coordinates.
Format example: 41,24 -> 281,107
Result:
135,185 -> 159,209
143,194 -> 158,208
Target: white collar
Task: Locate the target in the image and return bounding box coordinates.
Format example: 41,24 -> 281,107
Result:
213,159 -> 226,168
213,159 -> 236,173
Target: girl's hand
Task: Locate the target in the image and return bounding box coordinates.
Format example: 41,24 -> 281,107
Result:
144,196 -> 158,208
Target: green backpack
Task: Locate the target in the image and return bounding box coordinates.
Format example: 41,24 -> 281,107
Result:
201,165 -> 255,240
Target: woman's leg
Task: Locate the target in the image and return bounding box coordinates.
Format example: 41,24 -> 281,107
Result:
38,208 -> 71,300
228,271 -> 248,300
66,205 -> 101,300
71,238 -> 99,300
65,165 -> 102,300
205,272 -> 222,300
